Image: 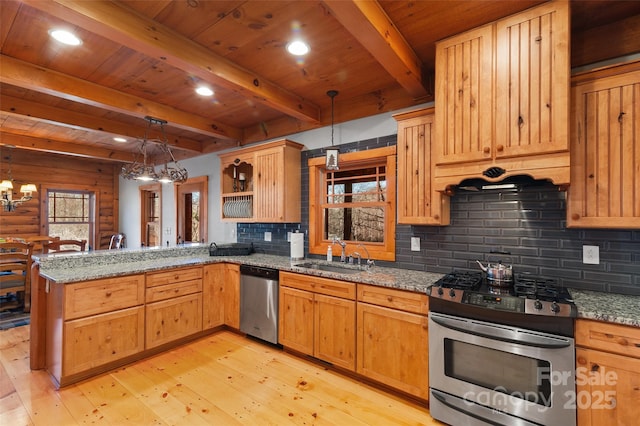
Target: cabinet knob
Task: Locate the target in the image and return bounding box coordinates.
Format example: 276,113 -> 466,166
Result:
496,144 -> 504,152
105,291 -> 112,297
483,147 -> 490,154
571,213 -> 580,221
387,296 -> 393,302
617,337 -> 629,346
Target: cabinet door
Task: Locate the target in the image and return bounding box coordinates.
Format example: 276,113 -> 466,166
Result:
203,263 -> 225,330
576,348 -> 640,426
396,109 -> 450,225
224,263 -> 240,329
357,303 -> 429,400
254,146 -> 284,222
435,24 -> 493,165
314,293 -> 356,371
495,1 -> 569,158
145,293 -> 202,349
278,286 -> 314,355
63,306 -> 145,377
568,70 -> 640,228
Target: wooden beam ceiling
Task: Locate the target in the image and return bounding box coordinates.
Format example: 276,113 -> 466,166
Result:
23,0 -> 322,124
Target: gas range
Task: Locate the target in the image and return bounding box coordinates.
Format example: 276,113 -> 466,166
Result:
428,271 -> 576,336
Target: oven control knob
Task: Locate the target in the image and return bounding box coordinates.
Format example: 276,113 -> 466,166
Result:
551,301 -> 560,313
437,286 -> 444,296
449,288 -> 456,298
534,300 -> 543,310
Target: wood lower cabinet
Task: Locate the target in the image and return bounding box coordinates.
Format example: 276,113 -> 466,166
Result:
279,271 -> 356,371
203,263 -> 225,330
145,267 -> 203,349
46,274 -> 145,386
568,64 -> 640,228
394,107 -> 450,225
224,263 -> 240,329
357,284 -> 429,400
575,319 -> 640,425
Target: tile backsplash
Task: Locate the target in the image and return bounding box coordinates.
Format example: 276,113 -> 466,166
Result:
237,136 -> 640,295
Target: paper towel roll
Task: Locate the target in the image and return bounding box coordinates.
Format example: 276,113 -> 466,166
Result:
290,232 -> 304,260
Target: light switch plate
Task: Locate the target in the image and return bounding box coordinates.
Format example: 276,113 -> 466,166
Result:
264,231 -> 272,242
287,231 -> 292,242
583,245 -> 599,264
411,237 -> 420,252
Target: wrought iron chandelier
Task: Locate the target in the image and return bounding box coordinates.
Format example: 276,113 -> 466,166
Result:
121,116 -> 188,184
0,148 -> 37,212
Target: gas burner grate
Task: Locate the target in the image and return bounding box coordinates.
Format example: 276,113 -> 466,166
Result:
436,271 -> 483,290
514,275 -> 569,301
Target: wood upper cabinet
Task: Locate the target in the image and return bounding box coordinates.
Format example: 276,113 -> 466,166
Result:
145,267 -> 203,349
575,319 -> 640,425
203,263 -> 225,330
356,284 -> 429,400
278,271 -> 356,371
568,64 -> 640,228
434,24 -> 494,166
395,107 -> 450,225
433,0 -> 570,191
218,139 -> 303,222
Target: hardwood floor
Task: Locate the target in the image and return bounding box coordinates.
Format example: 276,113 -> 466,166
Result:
1,326 -> 443,425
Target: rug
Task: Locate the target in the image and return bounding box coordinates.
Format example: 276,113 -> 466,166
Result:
0,296 -> 30,330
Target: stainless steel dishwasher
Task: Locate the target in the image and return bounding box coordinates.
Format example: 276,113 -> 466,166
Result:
239,264 -> 279,344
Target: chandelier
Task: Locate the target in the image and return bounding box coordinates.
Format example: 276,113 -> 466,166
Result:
121,116 -> 188,184
0,148 -> 37,212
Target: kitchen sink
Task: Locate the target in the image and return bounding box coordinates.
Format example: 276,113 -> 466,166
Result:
294,262 -> 362,275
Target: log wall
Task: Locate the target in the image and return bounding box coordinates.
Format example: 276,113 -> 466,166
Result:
0,149 -> 119,249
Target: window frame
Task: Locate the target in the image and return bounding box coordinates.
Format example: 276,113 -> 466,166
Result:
308,146 -> 396,261
41,186 -> 97,248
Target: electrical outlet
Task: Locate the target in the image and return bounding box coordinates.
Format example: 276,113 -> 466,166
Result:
264,231 -> 272,242
411,237 -> 420,252
165,227 -> 171,235
583,245 -> 599,264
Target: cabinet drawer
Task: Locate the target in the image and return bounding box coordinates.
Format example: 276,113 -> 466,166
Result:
280,271 -> 355,300
63,306 -> 145,376
64,275 -> 145,320
576,319 -> 640,359
357,284 -> 428,315
145,279 -> 202,303
146,267 -> 203,288
146,293 -> 203,349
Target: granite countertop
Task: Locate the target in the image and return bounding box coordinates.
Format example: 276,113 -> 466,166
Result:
35,247 -> 639,328
36,250 -> 443,294
569,288 -> 640,328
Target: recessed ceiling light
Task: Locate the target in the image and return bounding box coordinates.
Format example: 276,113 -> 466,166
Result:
49,29 -> 82,46
286,40 -> 309,56
113,137 -> 127,143
195,86 -> 214,96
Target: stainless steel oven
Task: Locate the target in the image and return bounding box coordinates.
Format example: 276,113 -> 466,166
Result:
428,271 -> 577,426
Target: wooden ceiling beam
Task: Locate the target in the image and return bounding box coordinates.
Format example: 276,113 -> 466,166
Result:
0,55 -> 241,141
24,0 -> 320,124
0,94 -> 204,153
323,0 -> 429,100
0,131 -> 135,163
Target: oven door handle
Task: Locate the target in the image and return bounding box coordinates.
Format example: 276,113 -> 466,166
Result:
430,314 -> 572,348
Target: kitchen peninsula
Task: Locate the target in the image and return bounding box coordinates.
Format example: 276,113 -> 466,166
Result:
30,245 -> 443,388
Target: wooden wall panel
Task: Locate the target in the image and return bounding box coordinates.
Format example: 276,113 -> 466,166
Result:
0,149 -> 119,249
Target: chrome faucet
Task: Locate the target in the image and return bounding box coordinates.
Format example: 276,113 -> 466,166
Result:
357,243 -> 375,271
333,237 -> 347,262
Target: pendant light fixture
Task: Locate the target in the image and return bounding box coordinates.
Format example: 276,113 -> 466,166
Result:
325,90 -> 339,171
121,116 -> 188,184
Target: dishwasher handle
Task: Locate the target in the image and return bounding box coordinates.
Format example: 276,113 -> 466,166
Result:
240,264 -> 279,280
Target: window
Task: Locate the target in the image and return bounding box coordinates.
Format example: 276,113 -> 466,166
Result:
308,146 -> 396,261
47,190 -> 95,246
